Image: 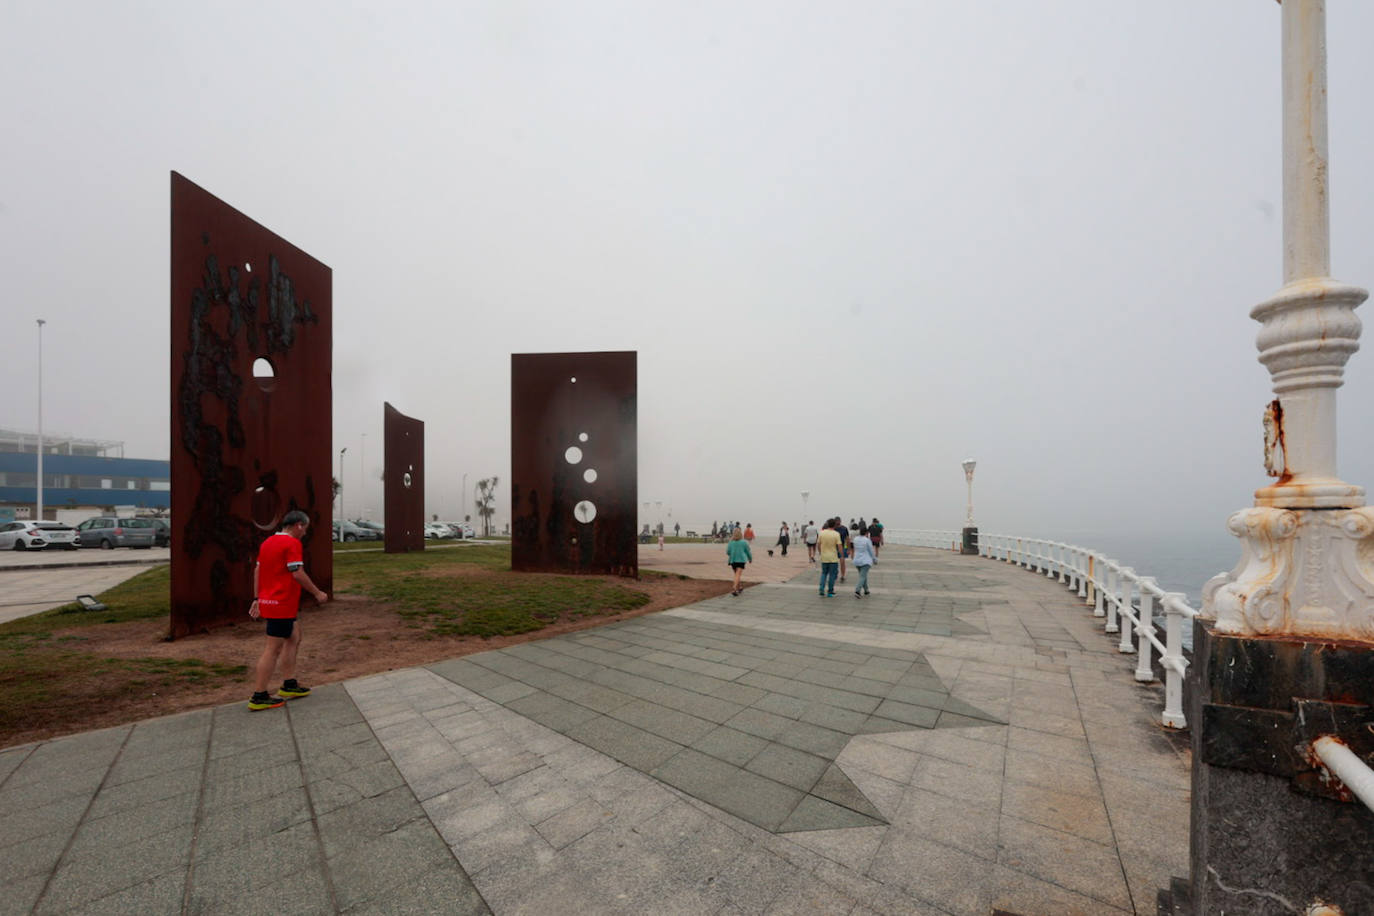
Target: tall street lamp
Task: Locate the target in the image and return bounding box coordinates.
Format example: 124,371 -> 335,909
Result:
339,447 -> 347,521
36,319 -> 45,521
801,490 -> 810,522
359,433 -> 366,519
960,459 -> 977,555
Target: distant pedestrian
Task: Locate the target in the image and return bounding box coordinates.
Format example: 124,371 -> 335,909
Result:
851,525 -> 876,598
835,518 -> 850,583
726,526 -> 752,596
870,517 -> 884,556
804,520 -> 819,562
247,510 -> 328,711
776,522 -> 790,557
816,520 -> 842,596
674,522 -> 680,538
744,523 -> 755,544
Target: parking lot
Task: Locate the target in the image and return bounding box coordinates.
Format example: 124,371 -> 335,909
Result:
0,547 -> 168,624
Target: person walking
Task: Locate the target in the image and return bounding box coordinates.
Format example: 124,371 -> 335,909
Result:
835,517 -> 850,583
870,517 -> 884,556
804,520 -> 819,563
816,519 -> 842,597
776,522 -> 790,557
743,523 -> 755,545
726,526 -> 752,596
851,524 -> 877,598
247,510 -> 329,711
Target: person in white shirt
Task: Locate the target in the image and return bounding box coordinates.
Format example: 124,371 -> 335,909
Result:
803,520 -> 819,563
850,525 -> 877,598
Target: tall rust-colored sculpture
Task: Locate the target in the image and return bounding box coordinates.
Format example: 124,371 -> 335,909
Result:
511,351 -> 637,576
383,402 -> 425,553
169,172 -> 332,637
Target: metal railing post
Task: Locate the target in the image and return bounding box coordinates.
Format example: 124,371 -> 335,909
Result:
1161,592 -> 1189,728
1104,561 -> 1120,634
1118,567 -> 1137,652
1093,554 -> 1104,620
1135,578 -> 1158,681
1076,547 -> 1088,597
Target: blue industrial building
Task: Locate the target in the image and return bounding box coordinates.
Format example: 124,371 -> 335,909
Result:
0,430 -> 169,514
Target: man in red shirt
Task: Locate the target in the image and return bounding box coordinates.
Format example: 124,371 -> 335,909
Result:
247,510 -> 329,710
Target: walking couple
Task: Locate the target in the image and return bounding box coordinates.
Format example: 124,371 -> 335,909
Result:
817,518 -> 876,598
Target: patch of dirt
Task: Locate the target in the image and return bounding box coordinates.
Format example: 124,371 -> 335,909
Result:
8,573 -> 732,748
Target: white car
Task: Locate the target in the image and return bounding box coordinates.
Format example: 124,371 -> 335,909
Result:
0,520 -> 78,550
423,522 -> 452,539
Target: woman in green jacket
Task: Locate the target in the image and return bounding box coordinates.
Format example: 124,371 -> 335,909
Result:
726,526 -> 752,596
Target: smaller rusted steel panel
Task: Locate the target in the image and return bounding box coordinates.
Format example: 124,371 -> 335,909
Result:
510,351 -> 637,576
383,402 -> 425,553
169,172 -> 332,637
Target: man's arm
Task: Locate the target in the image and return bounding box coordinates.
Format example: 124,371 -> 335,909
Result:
292,568 -> 329,604
249,562 -> 261,618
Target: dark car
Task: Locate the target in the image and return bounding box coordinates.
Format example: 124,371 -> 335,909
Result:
333,520 -> 378,542
148,518 -> 171,547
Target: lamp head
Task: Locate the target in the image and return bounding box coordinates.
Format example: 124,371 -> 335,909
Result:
962,458 -> 976,475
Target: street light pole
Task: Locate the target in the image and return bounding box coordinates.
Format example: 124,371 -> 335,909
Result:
36,319 -> 45,521
801,490 -> 810,523
960,459 -> 977,555
339,447 -> 347,521
359,433 -> 366,520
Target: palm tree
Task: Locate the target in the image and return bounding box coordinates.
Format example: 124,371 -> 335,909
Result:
475,476 -> 499,537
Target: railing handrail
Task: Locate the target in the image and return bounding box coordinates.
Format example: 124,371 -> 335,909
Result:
885,528 -> 1205,729
1313,736 -> 1374,813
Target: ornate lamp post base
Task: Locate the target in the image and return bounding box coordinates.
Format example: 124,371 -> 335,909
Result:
1204,507 -> 1374,641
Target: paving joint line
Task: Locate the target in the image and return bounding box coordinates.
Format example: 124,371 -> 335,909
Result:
30,724 -> 135,913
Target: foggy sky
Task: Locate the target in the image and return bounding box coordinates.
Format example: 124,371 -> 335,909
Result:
4,1 -> 1374,546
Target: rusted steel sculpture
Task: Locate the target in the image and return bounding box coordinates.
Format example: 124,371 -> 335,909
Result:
383,402 -> 425,553
511,351 -> 637,576
169,172 -> 332,637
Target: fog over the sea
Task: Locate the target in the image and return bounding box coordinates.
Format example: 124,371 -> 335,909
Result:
5,2 -> 1374,552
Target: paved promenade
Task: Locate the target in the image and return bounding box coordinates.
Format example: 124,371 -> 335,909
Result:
0,547 -> 1190,915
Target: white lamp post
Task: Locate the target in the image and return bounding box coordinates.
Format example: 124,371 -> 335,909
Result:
339,447 -> 347,521
1205,0 -> 1373,640
962,459 -> 976,527
36,319 -> 45,521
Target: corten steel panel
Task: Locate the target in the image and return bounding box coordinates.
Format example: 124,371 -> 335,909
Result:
169,172 -> 332,637
383,402 -> 425,553
511,351 -> 637,576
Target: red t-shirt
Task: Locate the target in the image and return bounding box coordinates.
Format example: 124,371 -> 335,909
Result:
257,533 -> 304,619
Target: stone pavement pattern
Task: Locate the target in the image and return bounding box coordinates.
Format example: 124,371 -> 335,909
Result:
0,547 -> 1191,914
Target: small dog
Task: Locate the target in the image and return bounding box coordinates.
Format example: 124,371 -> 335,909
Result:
767,549 -> 774,557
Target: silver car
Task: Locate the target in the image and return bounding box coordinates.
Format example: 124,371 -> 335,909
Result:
74,517 -> 157,549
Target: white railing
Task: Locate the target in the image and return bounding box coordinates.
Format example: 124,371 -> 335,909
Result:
1312,736 -> 1374,813
890,529 -> 1202,729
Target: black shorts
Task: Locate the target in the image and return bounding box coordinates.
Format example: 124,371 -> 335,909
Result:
264,617 -> 296,638
730,562 -> 746,571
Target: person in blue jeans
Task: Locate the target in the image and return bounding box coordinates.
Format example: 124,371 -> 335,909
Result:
725,526 -> 752,596
850,525 -> 877,598
816,519 -> 842,596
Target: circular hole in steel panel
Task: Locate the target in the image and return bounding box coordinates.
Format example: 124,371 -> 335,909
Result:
251,486 -> 280,531
244,262 -> 253,273
578,432 -> 589,442
574,500 -> 597,523
403,472 -> 413,489
564,446 -> 583,465
583,469 -> 598,483
252,357 -> 276,393
570,376 -> 577,383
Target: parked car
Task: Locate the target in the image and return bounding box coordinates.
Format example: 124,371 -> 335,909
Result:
354,520 -> 385,538
0,520 -> 77,550
74,517 -> 156,549
147,518 -> 171,547
454,523 -> 476,539
333,520 -> 376,542
423,522 -> 453,539
34,522 -> 79,550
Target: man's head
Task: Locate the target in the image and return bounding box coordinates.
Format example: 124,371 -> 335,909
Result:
281,510 -> 310,537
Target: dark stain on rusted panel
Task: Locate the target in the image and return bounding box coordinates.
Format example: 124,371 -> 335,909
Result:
510,351 -> 637,576
170,172 -> 332,638
384,402 -> 425,553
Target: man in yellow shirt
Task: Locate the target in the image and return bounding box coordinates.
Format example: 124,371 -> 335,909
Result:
816,519 -> 842,597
